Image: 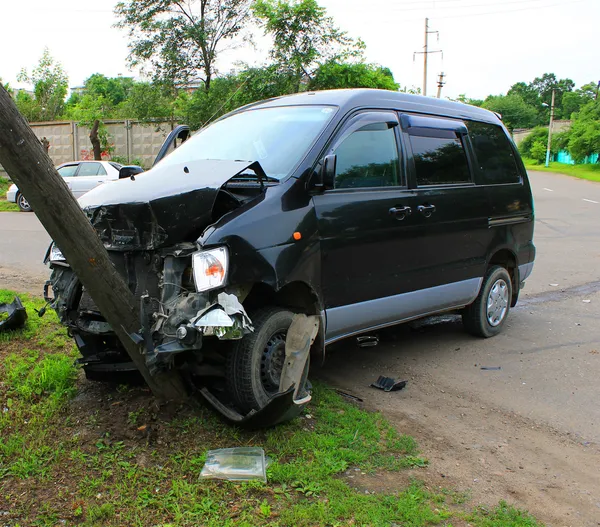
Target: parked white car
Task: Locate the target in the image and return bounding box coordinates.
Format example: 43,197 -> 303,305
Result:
6,160 -> 123,212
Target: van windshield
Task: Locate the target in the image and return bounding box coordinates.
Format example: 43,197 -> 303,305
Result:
156,105 -> 337,180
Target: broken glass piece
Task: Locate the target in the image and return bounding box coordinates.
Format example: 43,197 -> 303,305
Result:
200,447 -> 267,482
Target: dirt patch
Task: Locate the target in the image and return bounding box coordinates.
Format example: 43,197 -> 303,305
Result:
319,365 -> 600,527
0,266 -> 46,296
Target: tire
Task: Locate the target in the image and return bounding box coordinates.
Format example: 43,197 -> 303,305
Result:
16,192 -> 32,212
226,307 -> 310,415
462,265 -> 513,338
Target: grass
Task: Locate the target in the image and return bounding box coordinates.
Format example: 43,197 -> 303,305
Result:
0,177 -> 19,211
0,288 -> 544,526
523,159 -> 600,182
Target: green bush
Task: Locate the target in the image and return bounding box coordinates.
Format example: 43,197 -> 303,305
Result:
518,127 -> 548,159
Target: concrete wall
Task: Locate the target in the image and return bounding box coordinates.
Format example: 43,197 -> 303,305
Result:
512,120 -> 572,146
0,120 -> 175,179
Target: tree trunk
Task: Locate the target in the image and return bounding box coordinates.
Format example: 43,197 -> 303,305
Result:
0,85 -> 188,403
89,119 -> 102,160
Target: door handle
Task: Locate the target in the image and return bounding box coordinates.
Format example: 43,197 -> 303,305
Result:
417,204 -> 436,218
389,206 -> 412,220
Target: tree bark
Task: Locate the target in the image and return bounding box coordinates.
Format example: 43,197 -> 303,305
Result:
0,85 -> 188,402
89,119 -> 102,160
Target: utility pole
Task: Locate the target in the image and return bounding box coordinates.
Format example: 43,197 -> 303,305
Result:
0,85 -> 188,403
436,72 -> 446,99
545,88 -> 556,168
413,18 -> 442,96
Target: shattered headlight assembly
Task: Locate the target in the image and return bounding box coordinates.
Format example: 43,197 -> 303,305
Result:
47,243 -> 67,266
192,247 -> 228,292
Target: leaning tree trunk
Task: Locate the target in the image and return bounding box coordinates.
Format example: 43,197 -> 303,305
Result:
89,120 -> 102,160
0,85 -> 188,403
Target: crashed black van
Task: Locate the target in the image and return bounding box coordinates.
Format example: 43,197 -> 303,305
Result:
45,89 -> 535,424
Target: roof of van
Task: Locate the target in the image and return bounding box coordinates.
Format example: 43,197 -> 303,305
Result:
242,89 -> 502,126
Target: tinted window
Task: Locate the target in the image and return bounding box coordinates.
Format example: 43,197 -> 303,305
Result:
467,121 -> 520,184
57,165 -> 78,177
410,134 -> 470,186
78,163 -> 102,176
334,123 -> 400,189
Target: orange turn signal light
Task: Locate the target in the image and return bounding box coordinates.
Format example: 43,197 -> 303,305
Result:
293,232 -> 302,241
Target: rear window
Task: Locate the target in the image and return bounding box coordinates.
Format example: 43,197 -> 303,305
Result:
410,133 -> 471,186
467,121 -> 520,184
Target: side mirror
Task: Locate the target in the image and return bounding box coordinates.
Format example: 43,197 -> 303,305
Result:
314,154 -> 336,190
119,165 -> 144,179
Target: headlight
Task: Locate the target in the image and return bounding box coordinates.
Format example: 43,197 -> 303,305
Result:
192,247 -> 228,292
49,243 -> 66,263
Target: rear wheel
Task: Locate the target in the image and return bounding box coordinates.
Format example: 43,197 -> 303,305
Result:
16,192 -> 32,212
462,265 -> 512,338
226,307 -> 310,415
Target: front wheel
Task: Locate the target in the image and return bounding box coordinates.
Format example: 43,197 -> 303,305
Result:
226,307 -> 310,416
16,192 -> 32,212
462,265 -> 512,338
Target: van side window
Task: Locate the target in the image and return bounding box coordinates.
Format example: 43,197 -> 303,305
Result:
467,121 -> 520,184
333,122 -> 400,189
410,132 -> 471,186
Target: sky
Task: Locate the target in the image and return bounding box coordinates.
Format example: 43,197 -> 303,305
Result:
0,0 -> 598,100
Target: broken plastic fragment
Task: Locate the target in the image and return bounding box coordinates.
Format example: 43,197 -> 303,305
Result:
370,376 -> 407,392
191,293 -> 253,340
200,447 -> 266,482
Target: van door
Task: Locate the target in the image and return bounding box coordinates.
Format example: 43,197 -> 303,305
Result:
400,114 -> 491,300
312,111 -> 423,342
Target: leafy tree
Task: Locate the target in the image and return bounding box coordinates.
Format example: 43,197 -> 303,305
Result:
115,0 -> 253,92
253,0 -> 364,89
64,94 -> 114,159
529,140 -> 547,164
566,100 -> 600,163
482,94 -> 538,131
83,74 -> 135,106
16,48 -> 68,121
518,127 -> 549,158
120,82 -> 173,121
507,81 -> 540,110
308,62 -> 398,91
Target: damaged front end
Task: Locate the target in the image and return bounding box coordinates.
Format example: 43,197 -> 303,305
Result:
45,159 -> 313,426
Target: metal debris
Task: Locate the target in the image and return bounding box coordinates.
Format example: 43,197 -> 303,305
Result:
356,335 -> 378,348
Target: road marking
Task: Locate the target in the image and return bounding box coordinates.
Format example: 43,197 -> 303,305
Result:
582,198 -> 599,204
543,188 -> 554,192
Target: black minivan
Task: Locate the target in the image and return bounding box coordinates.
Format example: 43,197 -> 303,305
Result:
46,89 -> 535,425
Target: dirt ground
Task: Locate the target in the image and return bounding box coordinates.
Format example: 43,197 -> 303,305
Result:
317,315 -> 600,527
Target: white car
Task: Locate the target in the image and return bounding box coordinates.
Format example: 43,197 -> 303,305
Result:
6,160 -> 123,212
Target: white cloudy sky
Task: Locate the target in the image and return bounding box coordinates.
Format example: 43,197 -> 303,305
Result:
1,0 -> 597,100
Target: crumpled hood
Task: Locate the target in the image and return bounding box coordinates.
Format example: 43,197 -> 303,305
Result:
78,159 -> 257,251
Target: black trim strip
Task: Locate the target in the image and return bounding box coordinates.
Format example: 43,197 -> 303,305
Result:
488,215 -> 530,227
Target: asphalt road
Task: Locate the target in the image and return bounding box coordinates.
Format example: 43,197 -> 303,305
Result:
1,170 -> 599,523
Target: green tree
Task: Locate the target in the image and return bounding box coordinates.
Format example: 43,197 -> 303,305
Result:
507,81 -> 540,108
308,62 -> 398,91
120,82 -> 173,121
566,100 -> 600,162
16,48 -> 68,121
253,0 -> 364,89
482,94 -> 538,131
83,74 -> 135,107
115,0 -> 253,92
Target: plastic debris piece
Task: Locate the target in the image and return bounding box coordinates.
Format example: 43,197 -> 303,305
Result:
0,297 -> 28,332
356,335 -> 378,348
480,366 -> 502,371
370,376 -> 407,392
280,314 -> 319,404
200,447 -> 267,482
583,299 -> 591,303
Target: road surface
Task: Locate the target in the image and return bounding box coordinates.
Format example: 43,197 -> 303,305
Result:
1,170 -> 599,524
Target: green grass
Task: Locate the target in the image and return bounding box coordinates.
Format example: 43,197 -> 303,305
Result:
0,177 -> 19,211
0,288 -> 544,526
524,159 -> 600,182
